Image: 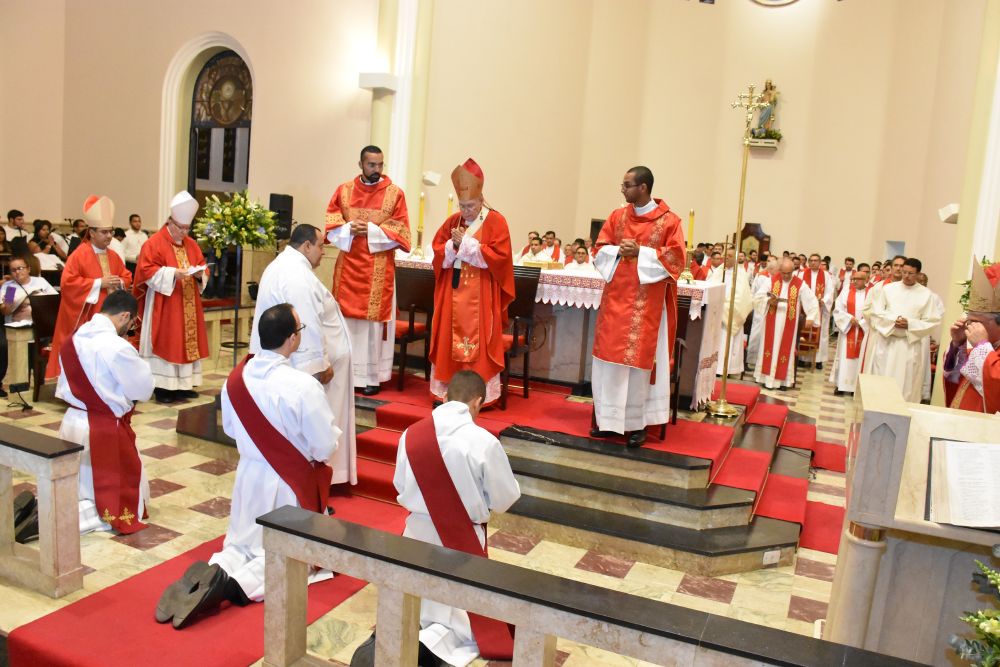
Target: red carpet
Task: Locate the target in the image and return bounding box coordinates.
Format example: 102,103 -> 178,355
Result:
798,501 -> 845,554
8,495 -> 406,667
753,474 -> 808,524
710,448 -> 771,492
778,421 -> 817,449
375,401 -> 429,431
811,441 -> 847,473
357,428 -> 402,464
746,402 -> 789,428
354,458 -> 399,504
712,380 -> 761,410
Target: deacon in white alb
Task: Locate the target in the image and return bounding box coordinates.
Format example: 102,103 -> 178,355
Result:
710,248 -> 753,376
829,269 -> 871,394
746,256 -> 779,367
867,258 -> 943,402
250,224 -> 357,484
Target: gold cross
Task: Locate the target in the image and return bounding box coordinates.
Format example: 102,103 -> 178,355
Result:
102,508 -> 116,524
731,84 -> 771,143
119,507 -> 135,525
456,337 -> 476,358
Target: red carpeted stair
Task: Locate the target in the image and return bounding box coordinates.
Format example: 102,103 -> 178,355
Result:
375,402 -> 430,431
811,440 -> 847,473
754,474 -> 809,524
712,380 -> 761,411
356,428 -> 402,463
799,502 -> 845,554
778,421 -> 817,449
746,402 -> 789,428
711,448 -> 771,493
354,458 -> 399,504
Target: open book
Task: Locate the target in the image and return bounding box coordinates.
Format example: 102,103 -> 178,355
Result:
928,438 -> 1000,529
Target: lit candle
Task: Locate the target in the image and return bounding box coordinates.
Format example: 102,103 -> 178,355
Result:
688,209 -> 695,249
447,193 -> 454,217
418,192 -> 425,233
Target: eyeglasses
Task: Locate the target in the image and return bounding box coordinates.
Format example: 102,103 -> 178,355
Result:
10,266 -> 27,272
293,323 -> 306,335
621,182 -> 638,190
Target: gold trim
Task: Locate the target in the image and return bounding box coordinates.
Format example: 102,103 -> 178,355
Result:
173,244 -> 200,362
848,522 -> 885,542
368,253 -> 387,320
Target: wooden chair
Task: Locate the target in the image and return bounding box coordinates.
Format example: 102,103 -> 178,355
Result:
654,336 -> 687,441
40,269 -> 62,288
28,293 -> 61,402
500,266 -> 541,410
796,316 -> 820,375
394,266 -> 436,391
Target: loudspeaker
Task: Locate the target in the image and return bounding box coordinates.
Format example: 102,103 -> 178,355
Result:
269,194 -> 293,240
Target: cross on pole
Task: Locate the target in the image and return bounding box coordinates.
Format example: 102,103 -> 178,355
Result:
731,84 -> 770,143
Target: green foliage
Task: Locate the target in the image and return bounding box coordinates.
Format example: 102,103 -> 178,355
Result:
193,190 -> 277,255
952,561 -> 1000,666
958,256 -> 994,312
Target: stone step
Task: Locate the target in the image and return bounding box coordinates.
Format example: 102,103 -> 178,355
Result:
500,425 -> 716,490
507,455 -> 754,530
494,495 -> 799,577
770,446 -> 813,479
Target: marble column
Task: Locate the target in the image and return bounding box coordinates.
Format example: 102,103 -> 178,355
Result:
825,522 -> 887,647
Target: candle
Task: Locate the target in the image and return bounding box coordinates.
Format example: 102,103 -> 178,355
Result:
447,193 -> 454,217
418,192 -> 425,233
688,209 -> 695,249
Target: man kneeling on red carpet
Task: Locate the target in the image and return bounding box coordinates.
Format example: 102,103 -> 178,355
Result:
155,303 -> 341,629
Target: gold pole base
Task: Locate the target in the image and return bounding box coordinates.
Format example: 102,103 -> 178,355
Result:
705,398 -> 740,419
410,246 -> 425,260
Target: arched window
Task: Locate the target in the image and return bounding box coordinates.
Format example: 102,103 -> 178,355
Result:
188,50 -> 252,196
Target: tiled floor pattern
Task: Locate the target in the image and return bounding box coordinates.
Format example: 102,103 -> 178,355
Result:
0,332 -> 850,666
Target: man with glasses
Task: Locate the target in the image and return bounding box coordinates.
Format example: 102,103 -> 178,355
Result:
133,191 -> 210,404
590,166 -> 685,448
866,257 -> 942,402
46,195 -> 132,380
251,224 -> 356,486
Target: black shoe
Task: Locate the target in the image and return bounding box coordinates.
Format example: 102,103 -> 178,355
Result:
0,387 -> 8,398
350,632 -> 376,667
13,490 -> 36,525
626,430 -> 647,449
15,503 -> 39,544
589,427 -> 616,439
175,389 -> 199,399
361,385 -> 381,396
815,363 -> 823,371
154,388 -> 178,404
155,561 -> 229,629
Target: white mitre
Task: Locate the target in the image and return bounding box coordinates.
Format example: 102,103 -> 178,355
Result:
170,191 -> 199,226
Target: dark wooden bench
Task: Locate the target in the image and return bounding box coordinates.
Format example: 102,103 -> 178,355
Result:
0,423 -> 85,597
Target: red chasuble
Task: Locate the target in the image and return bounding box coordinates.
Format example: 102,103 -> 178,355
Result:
132,226 -> 209,364
46,242 -> 132,379
325,176 -> 410,322
225,356 -> 333,512
689,260 -> 708,281
592,200 -> 685,371
405,416 -> 514,659
60,336 -> 145,534
428,210 -> 515,386
944,347 -> 1000,413
760,275 -> 804,382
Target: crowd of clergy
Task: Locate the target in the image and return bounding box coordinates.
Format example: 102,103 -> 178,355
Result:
5,148 -> 1000,667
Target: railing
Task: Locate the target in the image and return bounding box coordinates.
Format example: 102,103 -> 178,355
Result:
258,506 -> 923,667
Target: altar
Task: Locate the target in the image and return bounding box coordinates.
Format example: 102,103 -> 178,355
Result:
394,259 -> 725,407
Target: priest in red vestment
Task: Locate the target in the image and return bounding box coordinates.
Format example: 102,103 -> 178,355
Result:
133,191 -> 209,404
428,159 -> 515,406
590,166 -> 685,448
46,195 -> 132,379
943,261 -> 1000,412
325,145 -> 410,396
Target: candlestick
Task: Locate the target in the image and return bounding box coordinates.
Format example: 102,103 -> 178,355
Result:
418,192 -> 425,233
688,209 -> 695,250
411,192 -> 426,260
447,193 -> 454,217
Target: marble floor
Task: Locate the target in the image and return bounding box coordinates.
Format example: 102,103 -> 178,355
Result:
0,338 -> 849,667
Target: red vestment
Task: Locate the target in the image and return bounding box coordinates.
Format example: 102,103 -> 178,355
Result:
132,226 -> 209,364
760,275 -> 804,382
325,176 -> 410,322
428,210 -> 515,386
592,200 -> 685,371
844,284 -> 868,359
800,267 -> 827,302
689,260 -> 708,281
46,243 -> 132,379
944,347 -> 1000,413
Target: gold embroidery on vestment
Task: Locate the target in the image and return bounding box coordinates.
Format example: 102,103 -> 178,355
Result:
172,245 -> 200,362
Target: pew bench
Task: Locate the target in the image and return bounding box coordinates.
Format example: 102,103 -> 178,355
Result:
258,505 -> 919,667
0,423 -> 84,598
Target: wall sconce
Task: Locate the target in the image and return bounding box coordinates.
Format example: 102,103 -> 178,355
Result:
358,72 -> 399,93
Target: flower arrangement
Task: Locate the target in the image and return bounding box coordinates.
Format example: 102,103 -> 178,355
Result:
959,256 -> 995,312
193,190 -> 277,255
951,558 -> 1000,666
751,128 -> 783,142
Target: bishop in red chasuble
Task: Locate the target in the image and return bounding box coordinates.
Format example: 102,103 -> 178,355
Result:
133,191 -> 209,403
325,146 -> 410,395
590,166 -> 685,448
943,261 -> 1000,413
428,159 -> 515,406
46,195 -> 133,379
752,258 -> 820,390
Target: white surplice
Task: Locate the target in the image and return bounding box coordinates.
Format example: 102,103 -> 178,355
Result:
709,266 -> 752,376
137,237 -> 208,391
921,290 -> 945,400
327,224 -> 400,388
250,245 -> 357,483
591,238 -> 672,434
393,401 -> 521,667
866,281 -> 942,403
562,260 -> 599,275
752,278 -> 820,389
828,284 -> 870,393
745,273 -> 773,367
797,270 -> 834,365
55,314 -> 154,533
210,350 -> 340,601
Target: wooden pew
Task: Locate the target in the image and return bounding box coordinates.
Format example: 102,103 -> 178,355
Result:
258,505 -> 916,667
394,266 -> 436,390
0,423 -> 84,598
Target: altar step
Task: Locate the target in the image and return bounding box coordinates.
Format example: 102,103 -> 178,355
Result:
493,495 -> 799,577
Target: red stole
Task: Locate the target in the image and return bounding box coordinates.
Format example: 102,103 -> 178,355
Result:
405,416 -> 514,659
845,286 -> 866,359
801,268 -> 826,301
225,356 -> 333,514
760,275 -> 802,381
60,336 -> 145,534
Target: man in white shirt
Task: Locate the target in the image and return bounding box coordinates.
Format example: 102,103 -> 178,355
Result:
155,303 -> 340,629
710,249 -> 753,376
4,209 -> 30,241
251,224 -> 356,484
563,245 -> 599,274
0,256 -> 57,325
705,250 -> 724,282
122,213 -> 148,271
518,236 -> 549,266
